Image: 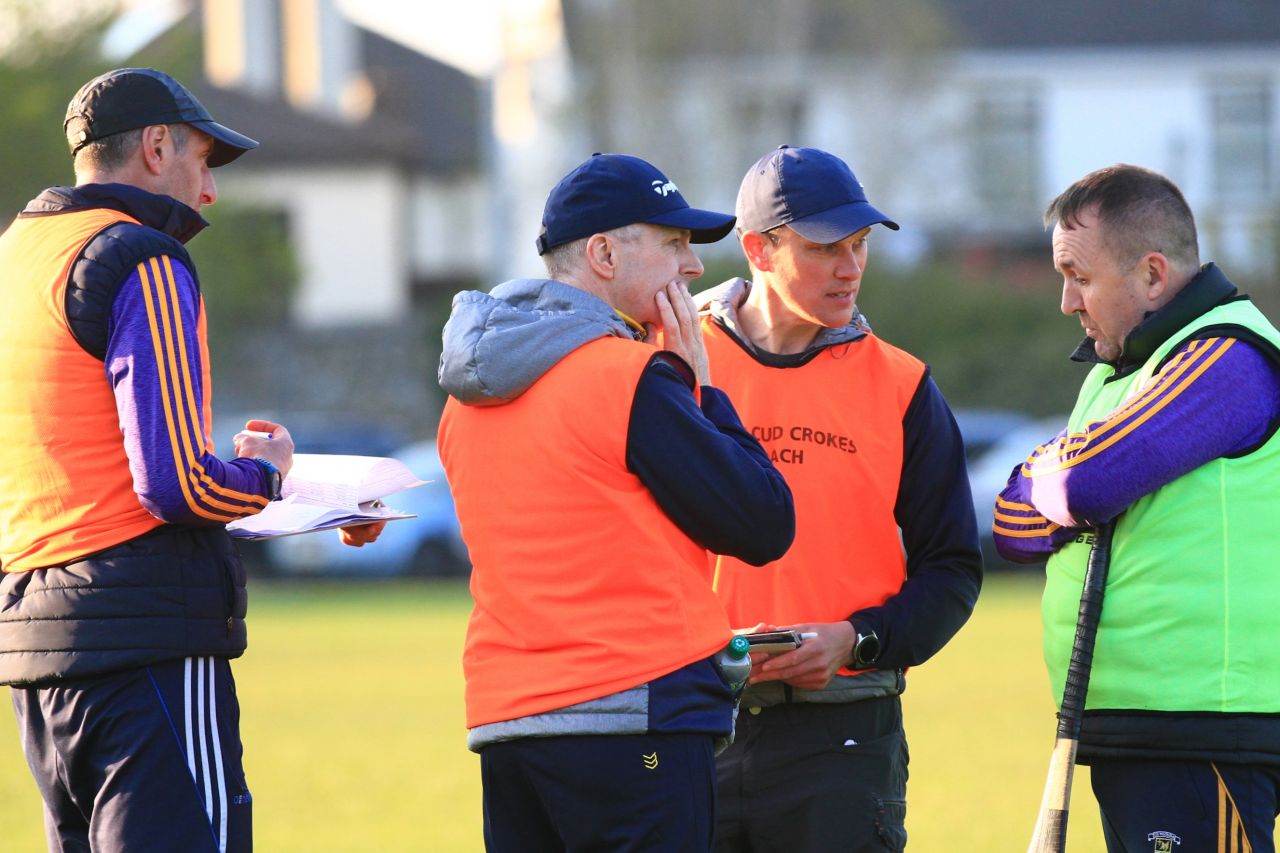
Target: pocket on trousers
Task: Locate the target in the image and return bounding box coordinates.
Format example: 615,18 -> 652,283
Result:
874,797 -> 907,852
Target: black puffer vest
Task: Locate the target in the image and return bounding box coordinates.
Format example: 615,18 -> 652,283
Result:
0,525 -> 247,686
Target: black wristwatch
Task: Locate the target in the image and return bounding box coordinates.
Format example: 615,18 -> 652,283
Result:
252,457 -> 283,501
852,629 -> 881,669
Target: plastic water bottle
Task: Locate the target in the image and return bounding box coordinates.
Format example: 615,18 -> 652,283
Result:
718,635 -> 752,693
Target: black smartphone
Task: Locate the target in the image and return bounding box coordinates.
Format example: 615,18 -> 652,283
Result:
742,630 -> 802,653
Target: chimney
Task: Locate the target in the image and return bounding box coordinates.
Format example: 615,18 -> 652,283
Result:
281,0 -> 366,120
203,0 -> 282,97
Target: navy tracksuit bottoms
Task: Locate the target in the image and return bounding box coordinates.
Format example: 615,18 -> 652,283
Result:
11,656 -> 251,852
480,732 -> 718,852
1091,758 -> 1280,853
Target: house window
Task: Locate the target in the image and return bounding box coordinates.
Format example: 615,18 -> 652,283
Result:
1210,79 -> 1273,201
971,87 -> 1041,219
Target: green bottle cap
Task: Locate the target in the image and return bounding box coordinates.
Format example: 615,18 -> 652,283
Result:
727,635 -> 750,659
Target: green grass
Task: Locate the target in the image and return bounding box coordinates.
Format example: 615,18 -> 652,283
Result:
0,574 -> 1106,851
903,572 -> 1105,851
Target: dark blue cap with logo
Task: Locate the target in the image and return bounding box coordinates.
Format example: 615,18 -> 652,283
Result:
736,146 -> 898,243
65,68 -> 258,168
537,153 -> 736,255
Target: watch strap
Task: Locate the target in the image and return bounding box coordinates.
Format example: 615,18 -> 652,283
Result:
251,457 -> 282,500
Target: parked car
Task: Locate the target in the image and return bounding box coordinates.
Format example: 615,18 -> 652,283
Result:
267,440 -> 470,577
952,408 -> 1034,463
966,416 -> 1069,572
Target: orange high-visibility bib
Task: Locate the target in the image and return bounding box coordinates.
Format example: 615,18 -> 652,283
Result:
702,318 -> 925,670
440,336 -> 732,728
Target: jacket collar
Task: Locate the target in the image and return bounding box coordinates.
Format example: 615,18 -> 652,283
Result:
22,183 -> 209,245
1070,263 -> 1238,377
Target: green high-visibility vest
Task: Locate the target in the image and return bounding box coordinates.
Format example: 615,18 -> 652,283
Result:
1043,297 -> 1280,713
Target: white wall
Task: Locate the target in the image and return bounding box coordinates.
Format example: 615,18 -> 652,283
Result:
410,176 -> 489,280
220,165 -> 410,327
939,45 -> 1278,271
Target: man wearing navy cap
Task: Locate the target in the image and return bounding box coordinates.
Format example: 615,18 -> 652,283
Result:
0,67 -> 382,851
698,147 -> 983,851
438,153 -> 795,850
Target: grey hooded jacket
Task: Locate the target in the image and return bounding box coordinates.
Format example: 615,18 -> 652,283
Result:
439,278 -> 637,404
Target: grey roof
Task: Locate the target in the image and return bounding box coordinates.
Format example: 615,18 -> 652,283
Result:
189,83 -> 426,169
359,29 -> 483,173
939,0 -> 1280,49
562,0 -> 1280,60
135,11 -> 482,173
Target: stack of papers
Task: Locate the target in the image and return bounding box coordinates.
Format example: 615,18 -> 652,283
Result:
228,454 -> 426,540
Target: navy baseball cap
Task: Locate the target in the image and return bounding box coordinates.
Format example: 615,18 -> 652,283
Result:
537,154 -> 736,255
65,68 -> 258,167
736,146 -> 898,243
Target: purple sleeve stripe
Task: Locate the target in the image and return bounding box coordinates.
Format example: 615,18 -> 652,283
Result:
138,257 -> 241,520
138,258 -> 267,519
150,257 -> 266,511
995,508 -> 1050,525
1011,434 -> 1081,471
1023,339 -> 1217,478
992,520 -> 1062,538
994,497 -> 1051,526
995,495 -> 1036,511
1024,337 -> 1235,477
1081,338 -> 1219,441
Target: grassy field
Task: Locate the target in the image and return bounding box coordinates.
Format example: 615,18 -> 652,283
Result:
0,573 -> 1106,851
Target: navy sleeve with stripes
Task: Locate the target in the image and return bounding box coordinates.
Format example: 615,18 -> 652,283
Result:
105,254 -> 270,524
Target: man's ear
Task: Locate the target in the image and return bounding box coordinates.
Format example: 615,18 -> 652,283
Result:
1141,251 -> 1172,305
584,233 -> 618,280
138,125 -> 169,176
741,230 -> 773,272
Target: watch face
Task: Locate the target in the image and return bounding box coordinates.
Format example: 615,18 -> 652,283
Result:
856,632 -> 880,666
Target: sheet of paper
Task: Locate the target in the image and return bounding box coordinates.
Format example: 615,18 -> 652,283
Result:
226,453 -> 426,539
282,454 -> 427,507
228,498 -> 415,539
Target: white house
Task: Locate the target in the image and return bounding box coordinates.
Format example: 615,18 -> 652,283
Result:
154,0 -> 490,328
550,0 -> 1280,276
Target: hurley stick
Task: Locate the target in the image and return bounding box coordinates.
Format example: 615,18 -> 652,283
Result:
1027,519 -> 1117,853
